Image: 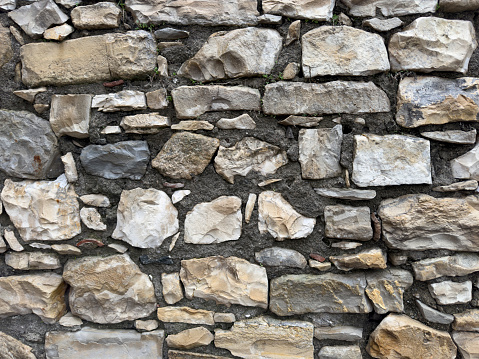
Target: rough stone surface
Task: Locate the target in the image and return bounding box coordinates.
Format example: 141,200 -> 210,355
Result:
13,88 -> 47,103
61,152 -> 78,183
451,142 -> 479,180
379,194 -> 479,251
166,327 -> 213,350
258,191 -> 316,241
214,137 -> 288,184
302,26 -> 389,77
314,327 -> 362,342
146,89 -> 168,110
434,180 -> 479,192
412,253 -> 479,281
352,134 -> 432,187
367,314 -> 456,359
0,26 -> 13,68
282,62 -> 300,79
92,90 -> 147,112
389,17 -> 477,74
422,130 -> 477,144
179,28 -> 282,82
80,207 -> 106,231
416,300 -> 454,325
59,312 -> 83,327
441,0 -> 479,12
171,121 -> 214,131
214,313 -> 235,323
269,273 -> 372,316
50,94 -> 92,139
45,328 -> 164,359
161,272 -> 183,305
429,281 -> 472,305
0,331 -> 36,359
263,0 -> 333,20
0,0 -> 15,11
63,254 -> 157,323
363,17 -> 403,32
80,141 -> 150,180
169,352 -> 230,359
43,23 -> 74,41
453,310 -> 479,331
331,248 -> 387,271
135,319 -> 158,332
5,252 -> 61,270
315,188 -> 376,200
452,331 -> 479,359
51,244 -> 81,255
215,316 -> 314,359
4,230 -> 24,252
152,132 -> 219,180
319,345 -> 362,359
216,114 -> 256,130
71,2 -> 121,30
341,0 -> 438,17
180,256 -> 268,308
112,188 -> 178,249
157,307 -> 214,325
172,85 -> 261,119
263,81 -> 390,115
120,113 -> 170,134
255,247 -> 307,269
172,190 -> 191,204
324,205 -> 372,241
80,194 -> 110,207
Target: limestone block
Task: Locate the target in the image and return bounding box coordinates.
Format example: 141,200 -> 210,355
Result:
166,327 -> 213,350
324,205 -> 373,241
5,252 -> 61,270
71,2 -> 121,29
157,307 -> 214,325
161,272 -> 183,305
120,113 -> 170,134
0,332 -> 36,359
50,94 -> 92,138
263,0 -> 334,20
412,253 -> 479,281
341,0 -> 438,17
429,281 -> 472,305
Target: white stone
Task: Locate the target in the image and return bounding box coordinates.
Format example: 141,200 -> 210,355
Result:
120,113 -> 170,134
340,0 -> 438,17
422,130 -> 477,144
101,125 -> 121,134
314,188 -> 376,200
51,244 -> 81,255
108,243 -> 128,253
80,194 -> 110,207
135,319 -> 158,332
172,190 -> 191,204
171,121 -> 214,131
413,253 -> 479,281
80,207 -> 106,231
314,327 -> 363,342
61,152 -> 78,183
217,114 -> 256,130
263,0 -> 334,20
319,345 -> 362,359
92,90 -> 146,112
4,230 -> 24,252
363,17 -> 403,32
452,142 -> 479,180
245,193 -> 256,224
50,94 -> 92,139
13,87 -> 47,102
59,312 -> 83,327
169,232 -> 180,252
429,281 -> 472,305
433,180 -> 478,192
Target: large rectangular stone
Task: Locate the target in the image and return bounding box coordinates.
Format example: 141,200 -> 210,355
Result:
262,81 -> 390,115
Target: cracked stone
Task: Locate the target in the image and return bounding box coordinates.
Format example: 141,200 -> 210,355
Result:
330,248 -> 387,271
161,272 -> 183,305
5,252 -> 61,270
340,0 -> 438,17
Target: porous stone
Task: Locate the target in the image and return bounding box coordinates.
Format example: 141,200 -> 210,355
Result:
45,328 -> 164,359
146,89 -> 168,110
43,23 -> 74,41
215,316 -> 314,359
315,188 -> 376,200
171,121 -> 214,131
80,194 -> 110,207
452,331 -> 479,359
63,254 -> 157,323
282,62 -> 300,80
314,327 -> 363,342
135,319 -> 159,332
161,272 -> 183,305
451,142 -> 479,180
363,17 -> 403,31
429,281 -> 472,305
389,17 -> 477,74
71,2 -> 120,29
341,0 -> 438,17
1,175 -> 80,242
5,252 -> 61,270
331,248 -> 387,271
92,90 -> 147,112
21,31 -> 156,87
172,85 -> 261,119
154,28 -> 189,40
9,0 -> 68,39
378,194 -> 479,251
50,94 -> 92,139
285,20 -> 301,46
0,331 -> 36,359
0,110 -> 60,179
416,300 -> 454,325
0,26 -> 12,68
51,244 -> 81,255
255,247 -> 307,269
166,327 -> 213,350
397,77 -> 479,128
120,113 -> 170,134
80,141 -> 150,180
112,188 -> 178,249
59,312 -> 83,327
184,196 -> 242,244
324,205 -> 372,241
441,0 -> 479,12
367,314 -> 456,359
269,273 -> 372,316
4,230 -> 24,252
352,134 -> 432,187
0,273 -> 66,323
125,0 -> 259,26
412,253 -> 479,281
214,137 -> 288,184
245,193 -> 256,223
319,345 -> 362,359
258,191 -> 316,240
152,132 -> 219,180
302,26 -> 389,77
216,114 -> 256,130
80,207 -> 106,231
453,310 -> 479,331
61,152 -> 78,183
264,0 -> 333,20
422,130 -> 477,144
179,28 -> 282,82
157,307 -> 214,325
263,81 -> 390,115
180,256 -> 268,308
365,269 -> 413,314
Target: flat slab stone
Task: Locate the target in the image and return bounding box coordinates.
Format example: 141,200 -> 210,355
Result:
45,328 -> 164,359
215,316 -> 314,359
279,115 -> 323,127
50,94 -> 92,139
379,194 -> 479,251
352,134 -> 431,187
172,85 -> 261,119
340,0 -> 438,17
319,346 -> 362,359
416,300 -> 454,325
0,332 -> 36,359
397,77 -> 479,128
120,113 -> 170,134
314,327 -> 362,342
451,142 -> 479,180
453,309 -> 479,331
44,23 -> 74,41
452,331 -> 479,359
363,17 -> 403,32
331,248 -> 387,272
269,273 -> 372,316
157,307 -> 214,325
92,90 -> 147,112
389,17 -> 477,74
263,81 -> 390,116
5,252 -> 61,270
179,28 -> 282,82
21,31 -> 156,87
161,273 -> 183,305
441,0 -> 479,12
422,130 -> 477,144
412,253 -> 479,281
324,205 -> 373,241
180,256 -> 268,308
217,114 -> 256,130
171,120 -> 213,131
71,2 -> 121,30
263,0 -> 334,20
169,351 -> 230,359
0,26 -> 13,68
80,141 -> 150,180
255,247 -> 307,269
302,26 -> 389,77
166,327 -> 213,350
125,0 -> 259,26
314,188 -> 376,200
429,281 -> 472,305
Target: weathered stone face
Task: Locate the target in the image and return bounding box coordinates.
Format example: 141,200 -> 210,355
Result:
263,0 -> 334,20
63,254 -> 157,323
363,17 -> 403,32
179,28 -> 282,82
120,113 -> 170,134
417,300 -> 454,325
255,247 -> 307,269
157,307 -> 214,325
429,281 -> 472,305
319,346 -> 362,359
324,205 -> 373,241
453,310 -> 479,331
0,332 -> 36,359
451,142 -> 479,180
0,26 -> 12,68
216,114 -> 256,130
71,2 -> 121,30
314,327 -> 363,342
412,253 -> 479,281
161,273 -> 183,305
341,0 -> 438,17
421,130 -> 477,144
331,248 -> 387,272
5,252 -> 61,270
50,94 -> 92,139
92,91 -> 147,112
452,331 -> 479,359
180,256 -> 268,308
441,0 -> 479,12
215,316 -> 314,359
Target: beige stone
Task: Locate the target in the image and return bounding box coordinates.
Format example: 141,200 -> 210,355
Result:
51,244 -> 81,255
171,120 -> 214,131
0,26 -> 12,68
214,313 -> 235,323
135,319 -> 159,332
156,55 -> 168,76
146,89 -> 168,109
59,312 -> 83,327
452,331 -> 479,359
161,272 -> 183,305
331,248 -> 387,271
341,0 -> 438,17
61,152 -> 78,183
0,331 -> 36,359
80,194 -> 110,207
166,327 -> 213,350
4,229 -> 24,252
412,253 -> 479,281
80,207 -> 106,231
92,90 -> 146,112
120,113 -> 170,134
71,2 -> 120,29
363,17 -> 403,32
245,193 -> 256,223
285,20 -> 301,46
43,23 -> 74,41
157,306 -> 215,325
263,0 -> 334,20
453,310 -> 479,331
180,256 -> 268,308
309,260 -> 331,271
169,351 -> 231,359
216,114 -> 256,130
13,87 -> 47,103
434,179 -> 478,192
5,252 -> 61,270
50,94 -> 92,138
282,62 -> 300,80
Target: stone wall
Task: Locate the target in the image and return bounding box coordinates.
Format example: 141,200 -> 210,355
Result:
1,0 -> 479,358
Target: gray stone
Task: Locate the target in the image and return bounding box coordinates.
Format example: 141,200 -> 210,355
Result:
441,0 -> 479,12
279,115 -> 324,127
363,17 -> 403,31
152,132 -> 219,180
255,247 -> 307,269
257,14 -> 283,24
120,113 -> 170,134
324,205 -> 372,241
263,0 -> 333,20
5,252 -> 61,270
263,81 -> 390,116
302,26 -> 389,77
429,281 -> 472,305
125,0 -> 259,26
179,28 -> 282,82
245,193 -> 256,224
451,142 -> 479,180
389,17 -> 477,74
80,141 -> 149,180
352,134 -> 432,187
422,130 -> 477,144
55,0 -> 81,8
0,110 -> 60,179
331,242 -> 363,250
154,28 -> 189,40
92,90 -> 147,112
0,0 -> 16,11
412,253 -> 479,281
50,94 -> 92,139
299,126 -> 343,180
452,331 -> 479,359
269,273 -> 372,316
453,310 -> 479,331
146,89 -> 168,110
416,300 -> 454,325
319,345 -> 362,359
331,248 -> 387,271
71,2 -> 121,29
0,26 -> 13,68
314,188 -> 376,200
314,327 -> 363,342
43,23 -> 74,41
216,114 -> 256,130
45,328 -> 164,359
340,0 -> 438,17
172,85 -> 261,119
9,0 -> 68,39
378,194 -> 479,251
0,332 -> 36,359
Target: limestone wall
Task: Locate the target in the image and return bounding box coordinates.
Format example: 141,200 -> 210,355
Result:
1,0 -> 479,358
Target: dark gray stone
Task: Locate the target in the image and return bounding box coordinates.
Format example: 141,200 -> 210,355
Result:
80,141 -> 149,180
255,247 -> 307,269
416,300 -> 454,325
154,28 -> 189,40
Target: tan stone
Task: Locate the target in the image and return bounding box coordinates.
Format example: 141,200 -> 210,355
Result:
452,331 -> 479,359
0,26 -> 13,68
5,252 -> 61,270
180,256 -> 268,308
157,306 -> 215,325
412,253 -> 479,281
282,62 -> 300,80
214,313 -> 235,323
441,0 -> 479,12
169,351 -> 230,359
13,87 -> 47,103
0,332 -> 36,359
245,193 -> 256,223
120,113 -> 170,134
80,194 -> 110,207
71,2 -> 121,29
51,244 -> 81,255
216,114 -> 256,130
146,89 -> 168,109
166,327 -> 213,350
135,319 -> 159,332
161,272 -> 183,305
453,310 -> 479,331
50,94 -> 92,138
331,248 -> 387,271
4,230 -> 24,252
285,20 -> 301,46
61,152 -> 78,183
171,121 -> 214,131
